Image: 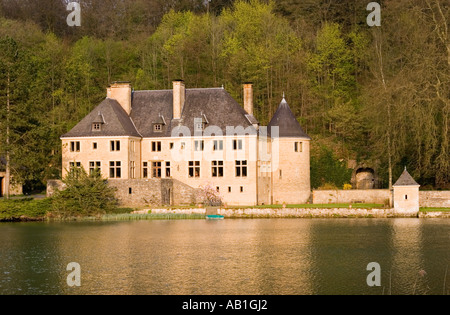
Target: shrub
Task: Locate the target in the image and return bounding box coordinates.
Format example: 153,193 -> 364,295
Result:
343,184 -> 352,190
51,167 -> 118,218
310,145 -> 353,189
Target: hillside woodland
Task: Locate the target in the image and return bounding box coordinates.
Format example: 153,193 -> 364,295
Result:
0,0 -> 448,191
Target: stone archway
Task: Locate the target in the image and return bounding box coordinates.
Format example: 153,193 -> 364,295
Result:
355,168 -> 376,189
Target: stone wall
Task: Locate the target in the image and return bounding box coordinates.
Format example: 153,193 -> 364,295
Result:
217,208 -> 418,218
0,172 -> 23,196
172,179 -> 199,206
312,189 -> 390,205
140,208 -> 418,218
419,191 -> 450,208
46,180 -> 66,197
47,177 -> 199,207
108,179 -> 164,207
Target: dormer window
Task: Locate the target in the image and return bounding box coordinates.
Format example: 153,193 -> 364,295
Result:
195,114 -> 208,132
153,114 -> 166,133
92,112 -> 105,132
92,123 -> 101,131
196,122 -> 205,131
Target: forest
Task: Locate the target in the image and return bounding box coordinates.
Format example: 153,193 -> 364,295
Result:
0,0 -> 448,192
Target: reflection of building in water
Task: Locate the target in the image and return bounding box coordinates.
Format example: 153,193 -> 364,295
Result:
249,220 -> 314,295
390,219 -> 425,295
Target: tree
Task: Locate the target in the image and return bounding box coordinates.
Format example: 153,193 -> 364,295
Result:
51,167 -> 118,218
0,36 -> 18,198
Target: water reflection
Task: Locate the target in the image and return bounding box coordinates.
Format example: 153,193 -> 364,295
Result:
389,219 -> 426,295
0,219 -> 449,295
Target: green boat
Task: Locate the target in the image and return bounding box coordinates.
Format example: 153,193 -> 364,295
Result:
206,215 -> 225,220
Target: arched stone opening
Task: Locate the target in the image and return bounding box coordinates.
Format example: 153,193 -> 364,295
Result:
355,168 -> 376,189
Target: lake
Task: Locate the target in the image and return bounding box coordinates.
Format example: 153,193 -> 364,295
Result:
0,218 -> 449,295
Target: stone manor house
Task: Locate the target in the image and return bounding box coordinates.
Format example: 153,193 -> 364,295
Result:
60,81 -> 311,207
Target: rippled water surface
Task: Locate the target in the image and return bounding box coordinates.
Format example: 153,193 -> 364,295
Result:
0,219 -> 449,295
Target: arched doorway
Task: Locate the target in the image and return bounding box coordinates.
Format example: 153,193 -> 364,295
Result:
355,168 -> 376,189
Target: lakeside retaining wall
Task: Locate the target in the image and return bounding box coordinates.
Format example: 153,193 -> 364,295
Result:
138,208 -> 421,218
419,191 -> 450,208
312,189 -> 390,205
313,189 -> 450,208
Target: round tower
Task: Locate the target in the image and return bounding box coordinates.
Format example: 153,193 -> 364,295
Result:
268,96 -> 311,204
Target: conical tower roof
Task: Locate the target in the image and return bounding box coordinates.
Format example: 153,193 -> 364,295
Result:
393,167 -> 420,186
267,96 -> 310,139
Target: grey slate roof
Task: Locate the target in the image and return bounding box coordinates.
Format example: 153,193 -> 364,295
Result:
393,168 -> 420,186
267,98 -> 310,139
61,98 -> 141,138
130,88 -> 258,138
62,87 -> 261,139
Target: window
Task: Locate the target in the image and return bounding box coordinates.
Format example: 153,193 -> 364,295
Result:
70,141 -> 80,152
228,187 -> 232,193
110,140 -> 120,152
143,162 -> 148,178
109,161 -> 121,178
89,161 -> 101,175
233,139 -> 243,150
129,188 -> 133,195
165,162 -> 171,177
154,124 -> 163,132
93,142 -> 98,150
235,160 -> 248,177
294,142 -> 303,152
92,123 -> 101,131
152,141 -> 162,152
212,161 -> 224,177
181,142 -> 186,150
170,143 -> 174,150
189,161 -> 200,178
216,187 -> 220,193
194,140 -> 204,151
195,123 -> 205,131
279,169 -> 282,179
405,195 -> 408,200
213,140 -> 223,151
130,161 -> 136,179
69,161 -> 81,170
152,162 -> 162,178
240,186 -> 244,193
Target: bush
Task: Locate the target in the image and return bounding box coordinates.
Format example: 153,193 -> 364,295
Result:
317,183 -> 339,190
311,145 -> 353,189
51,167 -> 119,218
0,198 -> 52,220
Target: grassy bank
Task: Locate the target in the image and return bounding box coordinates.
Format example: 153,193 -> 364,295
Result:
0,198 -> 135,222
1,197 -> 449,222
420,207 -> 450,212
0,198 -> 51,221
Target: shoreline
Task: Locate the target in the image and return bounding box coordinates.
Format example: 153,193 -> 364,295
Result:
1,208 -> 450,223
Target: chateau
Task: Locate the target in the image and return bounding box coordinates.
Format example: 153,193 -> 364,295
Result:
61,81 -> 311,206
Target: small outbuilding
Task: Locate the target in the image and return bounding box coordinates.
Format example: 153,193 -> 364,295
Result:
393,167 -> 420,212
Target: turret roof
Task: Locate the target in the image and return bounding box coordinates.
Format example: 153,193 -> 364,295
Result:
267,97 -> 310,139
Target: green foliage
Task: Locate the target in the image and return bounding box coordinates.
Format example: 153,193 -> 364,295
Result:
51,167 -> 118,218
310,145 -> 353,189
0,0 -> 448,189
0,198 -> 51,221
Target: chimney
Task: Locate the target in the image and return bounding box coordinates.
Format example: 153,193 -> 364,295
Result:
243,83 -> 253,116
107,82 -> 132,115
173,80 -> 185,120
